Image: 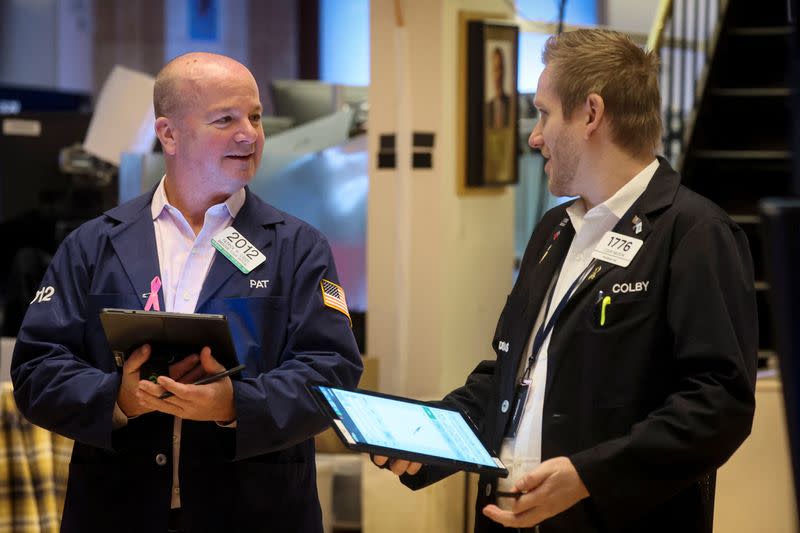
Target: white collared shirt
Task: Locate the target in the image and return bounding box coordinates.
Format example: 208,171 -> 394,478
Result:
151,177 -> 245,509
497,159 -> 659,496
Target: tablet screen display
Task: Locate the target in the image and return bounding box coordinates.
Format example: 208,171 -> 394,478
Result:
316,385 -> 501,471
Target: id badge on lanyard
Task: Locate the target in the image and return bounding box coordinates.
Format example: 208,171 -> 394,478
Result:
501,256 -> 599,440
505,378 -> 532,438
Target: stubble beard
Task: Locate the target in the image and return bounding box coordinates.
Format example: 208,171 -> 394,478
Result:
545,131 -> 579,198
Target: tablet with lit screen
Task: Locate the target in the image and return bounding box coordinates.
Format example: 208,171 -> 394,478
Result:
308,384 -> 508,477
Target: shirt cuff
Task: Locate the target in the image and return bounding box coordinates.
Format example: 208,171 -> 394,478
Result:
112,403 -> 129,429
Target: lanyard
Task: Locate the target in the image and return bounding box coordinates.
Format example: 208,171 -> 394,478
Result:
504,253 -> 597,439
521,258 -> 598,380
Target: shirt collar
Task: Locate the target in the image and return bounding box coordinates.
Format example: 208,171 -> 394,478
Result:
565,158 -> 659,230
151,176 -> 246,220
602,158 -> 659,219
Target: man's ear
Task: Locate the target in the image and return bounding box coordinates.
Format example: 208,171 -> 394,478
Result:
583,93 -> 605,139
155,117 -> 177,155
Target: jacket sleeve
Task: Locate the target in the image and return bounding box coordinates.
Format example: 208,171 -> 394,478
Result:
399,358 -> 497,490
231,230 -> 363,459
11,233 -> 122,450
570,218 -> 758,528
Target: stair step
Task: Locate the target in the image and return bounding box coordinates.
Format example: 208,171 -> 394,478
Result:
713,29 -> 791,88
726,0 -> 791,28
693,92 -> 791,151
730,214 -> 761,224
693,150 -> 792,160
728,26 -> 793,37
710,88 -> 791,97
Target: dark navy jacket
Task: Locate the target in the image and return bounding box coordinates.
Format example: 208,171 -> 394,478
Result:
11,187 -> 363,533
403,158 -> 757,532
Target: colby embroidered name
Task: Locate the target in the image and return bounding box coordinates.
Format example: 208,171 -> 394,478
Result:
612,281 -> 649,294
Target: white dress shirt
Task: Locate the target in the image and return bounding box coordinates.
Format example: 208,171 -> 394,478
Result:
497,159 -> 659,500
151,177 -> 245,509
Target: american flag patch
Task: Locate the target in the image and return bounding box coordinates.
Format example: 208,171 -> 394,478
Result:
320,279 -> 350,323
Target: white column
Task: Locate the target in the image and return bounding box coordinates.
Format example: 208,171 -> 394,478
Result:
367,0 -> 516,399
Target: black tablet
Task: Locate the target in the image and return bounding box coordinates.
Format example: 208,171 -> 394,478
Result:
99,308 -> 241,382
308,384 -> 508,477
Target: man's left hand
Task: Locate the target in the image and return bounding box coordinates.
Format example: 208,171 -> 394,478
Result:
482,457 -> 589,528
136,346 -> 237,423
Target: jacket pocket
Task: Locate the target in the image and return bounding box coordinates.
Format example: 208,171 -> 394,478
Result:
233,461 -> 311,513
206,296 -> 289,373
589,404 -> 635,443
587,294 -> 654,331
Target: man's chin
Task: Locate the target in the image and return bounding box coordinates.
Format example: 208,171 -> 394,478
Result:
547,178 -> 571,199
224,162 -> 259,180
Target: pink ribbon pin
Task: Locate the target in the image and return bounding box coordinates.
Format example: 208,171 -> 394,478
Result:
144,276 -> 162,311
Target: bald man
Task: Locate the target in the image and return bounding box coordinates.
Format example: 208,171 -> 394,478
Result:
11,53 -> 362,533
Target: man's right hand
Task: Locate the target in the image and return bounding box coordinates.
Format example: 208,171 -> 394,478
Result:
117,344 -> 153,418
372,455 -> 423,476
117,345 -> 203,418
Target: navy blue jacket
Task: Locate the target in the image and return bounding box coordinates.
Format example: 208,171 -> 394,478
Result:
11,188 -> 363,533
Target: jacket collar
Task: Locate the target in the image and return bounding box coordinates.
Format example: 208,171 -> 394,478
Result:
105,186 -> 285,310
542,157 -> 681,396
195,189 -> 284,309
105,185 -> 286,227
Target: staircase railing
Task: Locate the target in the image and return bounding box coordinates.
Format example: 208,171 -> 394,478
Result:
647,0 -> 726,164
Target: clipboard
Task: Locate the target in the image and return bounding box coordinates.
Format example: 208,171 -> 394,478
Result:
99,308 -> 241,382
308,383 -> 508,477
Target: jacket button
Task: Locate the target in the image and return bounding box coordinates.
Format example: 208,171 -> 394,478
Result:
501,400 -> 509,413
485,483 -> 492,496
155,453 -> 168,466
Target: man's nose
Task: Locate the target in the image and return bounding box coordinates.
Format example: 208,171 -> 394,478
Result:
234,119 -> 259,143
528,128 -> 543,150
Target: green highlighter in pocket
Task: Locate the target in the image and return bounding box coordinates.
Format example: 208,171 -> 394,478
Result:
600,295 -> 612,326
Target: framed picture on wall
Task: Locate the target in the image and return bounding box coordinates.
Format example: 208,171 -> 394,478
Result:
465,20 -> 519,187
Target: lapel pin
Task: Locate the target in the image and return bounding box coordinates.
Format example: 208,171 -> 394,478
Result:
539,244 -> 552,264
144,276 -> 162,311
587,265 -> 603,281
632,215 -> 643,235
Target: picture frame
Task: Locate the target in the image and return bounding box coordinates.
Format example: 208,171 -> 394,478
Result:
465,20 -> 519,188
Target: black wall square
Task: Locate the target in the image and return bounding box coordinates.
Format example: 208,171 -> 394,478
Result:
412,152 -> 432,168
379,134 -> 396,150
378,152 -> 396,169
378,133 -> 396,169
412,132 -> 435,148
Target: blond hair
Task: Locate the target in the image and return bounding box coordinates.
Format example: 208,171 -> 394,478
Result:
542,29 -> 662,157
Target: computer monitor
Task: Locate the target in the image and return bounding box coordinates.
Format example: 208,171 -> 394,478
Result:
0,85 -> 91,114
759,198 -> 800,515
270,80 -> 336,126
0,112 -> 93,224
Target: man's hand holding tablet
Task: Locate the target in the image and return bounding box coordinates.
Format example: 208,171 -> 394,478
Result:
371,454 -> 422,476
